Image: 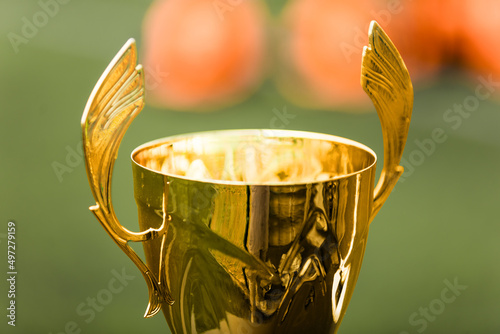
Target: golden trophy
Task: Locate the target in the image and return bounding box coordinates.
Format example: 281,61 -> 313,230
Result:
81,21 -> 413,333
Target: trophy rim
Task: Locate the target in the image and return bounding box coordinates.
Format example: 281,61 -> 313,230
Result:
131,128 -> 378,186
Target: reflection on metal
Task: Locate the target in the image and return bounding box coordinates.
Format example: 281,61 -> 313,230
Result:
361,21 -> 414,219
81,20 -> 413,333
81,39 -> 173,318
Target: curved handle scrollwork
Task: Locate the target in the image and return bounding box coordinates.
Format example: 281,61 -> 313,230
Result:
361,21 -> 414,221
81,39 -> 174,318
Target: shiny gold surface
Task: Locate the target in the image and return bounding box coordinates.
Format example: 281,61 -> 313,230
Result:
81,21 -> 413,333
361,21 -> 413,218
132,130 -> 376,333
81,39 -> 173,318
133,130 -> 375,184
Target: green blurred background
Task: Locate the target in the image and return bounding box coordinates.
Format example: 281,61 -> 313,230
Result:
0,1 -> 499,333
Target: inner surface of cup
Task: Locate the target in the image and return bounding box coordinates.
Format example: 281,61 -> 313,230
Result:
132,129 -> 376,185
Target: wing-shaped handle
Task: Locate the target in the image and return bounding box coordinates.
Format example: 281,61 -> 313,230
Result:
81,39 -> 174,318
361,21 -> 414,221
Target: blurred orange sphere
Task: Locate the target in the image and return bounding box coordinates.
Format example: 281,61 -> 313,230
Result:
142,0 -> 500,111
379,0 -> 461,80
142,0 -> 268,110
276,0 -> 471,110
276,0 -> 373,110
461,0 -> 500,78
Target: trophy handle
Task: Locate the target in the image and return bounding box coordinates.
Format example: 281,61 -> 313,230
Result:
361,21 -> 414,221
81,39 -> 174,318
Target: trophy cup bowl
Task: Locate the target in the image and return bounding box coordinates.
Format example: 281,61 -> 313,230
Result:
81,21 -> 413,334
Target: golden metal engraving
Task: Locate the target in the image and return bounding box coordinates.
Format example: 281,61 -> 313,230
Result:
81,21 -> 413,333
361,21 -> 414,218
